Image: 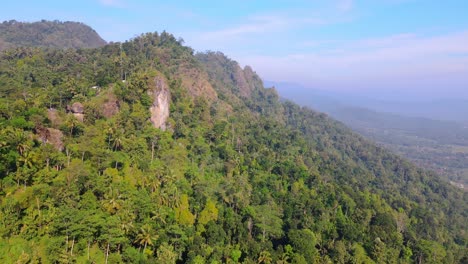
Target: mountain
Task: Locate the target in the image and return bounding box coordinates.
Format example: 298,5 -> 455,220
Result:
270,81 -> 468,187
268,81 -> 468,123
0,29 -> 466,263
330,106 -> 468,188
0,20 -> 106,50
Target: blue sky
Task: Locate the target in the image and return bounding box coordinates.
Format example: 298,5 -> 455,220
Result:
2,0 -> 468,99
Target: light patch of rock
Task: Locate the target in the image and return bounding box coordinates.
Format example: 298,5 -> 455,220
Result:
148,76 -> 170,130
67,102 -> 84,122
47,108 -> 61,127
102,93 -> 119,118
70,102 -> 84,113
37,127 -> 64,151
233,65 -> 250,97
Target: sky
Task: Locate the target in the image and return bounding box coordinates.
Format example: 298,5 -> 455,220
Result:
2,0 -> 468,100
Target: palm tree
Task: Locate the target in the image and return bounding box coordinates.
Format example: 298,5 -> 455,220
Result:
102,187 -> 122,214
276,253 -> 289,264
119,209 -> 135,235
134,224 -> 157,253
112,134 -> 124,151
258,251 -> 272,264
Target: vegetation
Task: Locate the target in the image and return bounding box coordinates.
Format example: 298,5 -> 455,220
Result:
0,20 -> 106,51
327,106 -> 468,188
0,30 -> 466,263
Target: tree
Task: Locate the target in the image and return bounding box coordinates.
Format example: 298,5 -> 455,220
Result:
288,229 -> 318,262
175,194 -> 195,226
250,203 -> 283,242
257,250 -> 272,264
134,224 -> 157,254
156,242 -> 177,264
198,200 -> 218,225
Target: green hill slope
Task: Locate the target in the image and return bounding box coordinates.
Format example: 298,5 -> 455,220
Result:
0,31 -> 466,263
0,20 -> 106,50
328,106 -> 468,188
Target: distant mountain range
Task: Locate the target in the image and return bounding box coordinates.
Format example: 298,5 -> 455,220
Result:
267,80 -> 468,187
266,81 -> 468,123
0,20 -> 106,50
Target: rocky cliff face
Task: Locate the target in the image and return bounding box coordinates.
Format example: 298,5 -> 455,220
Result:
148,76 -> 170,130
36,127 -> 64,151
233,66 -> 251,97
177,64 -> 217,101
196,52 -> 263,99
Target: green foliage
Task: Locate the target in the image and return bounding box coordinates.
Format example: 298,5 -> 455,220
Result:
0,20 -> 106,50
175,194 -> 195,226
288,229 -> 318,261
0,29 -> 466,264
198,200 -> 218,225
329,106 -> 468,186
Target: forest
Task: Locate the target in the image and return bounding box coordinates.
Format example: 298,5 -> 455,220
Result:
271,83 -> 468,188
0,29 -> 466,263
0,20 -> 106,51
327,107 -> 468,188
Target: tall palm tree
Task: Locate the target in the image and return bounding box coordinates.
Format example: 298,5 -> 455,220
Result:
134,224 -> 157,253
102,187 -> 122,214
257,251 -> 272,264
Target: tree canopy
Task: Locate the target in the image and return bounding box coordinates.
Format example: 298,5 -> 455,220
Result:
0,30 -> 466,263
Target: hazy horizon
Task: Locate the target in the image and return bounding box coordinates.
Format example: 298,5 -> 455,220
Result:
267,80 -> 468,122
2,0 -> 468,101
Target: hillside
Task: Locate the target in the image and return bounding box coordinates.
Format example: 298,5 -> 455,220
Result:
0,20 -> 106,50
271,82 -> 468,188
329,107 -> 468,188
0,32 -> 466,263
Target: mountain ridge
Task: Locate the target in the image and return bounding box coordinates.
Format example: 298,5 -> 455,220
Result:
0,20 -> 106,50
0,24 -> 466,263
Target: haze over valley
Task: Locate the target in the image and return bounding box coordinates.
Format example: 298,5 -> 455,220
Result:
268,81 -> 468,188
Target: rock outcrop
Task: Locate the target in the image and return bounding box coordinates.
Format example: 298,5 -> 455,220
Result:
233,66 -> 250,97
67,102 -> 84,121
179,66 -> 217,100
37,127 -> 64,151
233,65 -> 263,97
47,108 -> 62,127
101,93 -> 119,118
148,76 -> 170,130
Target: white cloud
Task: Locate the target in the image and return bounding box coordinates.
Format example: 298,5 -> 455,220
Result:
199,14 -> 324,41
337,0 -> 354,12
98,0 -> 125,8
238,31 -> 468,90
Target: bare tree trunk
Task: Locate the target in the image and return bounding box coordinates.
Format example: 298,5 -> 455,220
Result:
151,141 -> 155,163
66,234 -> 69,253
87,241 -> 90,260
105,242 -> 110,264
247,217 -> 253,239
262,217 -> 266,242
70,237 -> 75,256
66,148 -> 71,166
36,197 -> 41,217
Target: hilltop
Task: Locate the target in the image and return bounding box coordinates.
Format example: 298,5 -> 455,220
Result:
0,20 -> 106,50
